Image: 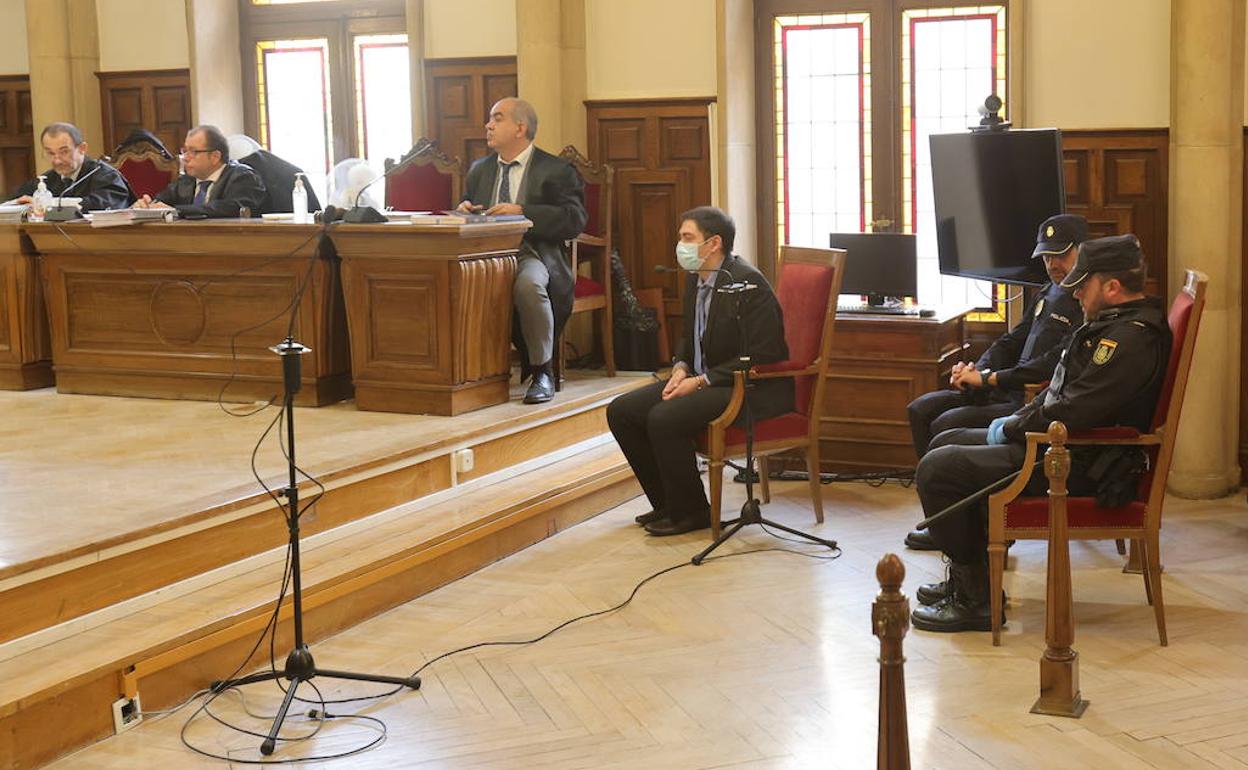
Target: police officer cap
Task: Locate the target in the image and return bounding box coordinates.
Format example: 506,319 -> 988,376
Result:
1060,234 -> 1143,288
1032,213 -> 1089,258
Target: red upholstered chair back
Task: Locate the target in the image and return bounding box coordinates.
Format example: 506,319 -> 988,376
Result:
582,180 -> 603,238
773,246 -> 846,417
112,141 -> 179,200
775,261 -> 835,415
383,139 -> 463,211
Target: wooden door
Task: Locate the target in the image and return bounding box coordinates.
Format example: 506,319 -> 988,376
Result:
0,76 -> 34,199
1060,129 -> 1169,298
98,69 -> 192,156
587,99 -> 713,340
424,57 -> 517,165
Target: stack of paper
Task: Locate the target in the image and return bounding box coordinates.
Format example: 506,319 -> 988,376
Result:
89,208 -> 176,228
0,204 -> 29,223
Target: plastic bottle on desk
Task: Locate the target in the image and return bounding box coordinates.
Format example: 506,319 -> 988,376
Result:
292,174 -> 308,224
29,176 -> 52,222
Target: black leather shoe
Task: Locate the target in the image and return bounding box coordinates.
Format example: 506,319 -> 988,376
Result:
904,529 -> 939,551
523,366 -> 555,404
911,595 -> 992,632
916,580 -> 949,606
644,513 -> 711,537
911,562 -> 994,632
634,509 -> 665,526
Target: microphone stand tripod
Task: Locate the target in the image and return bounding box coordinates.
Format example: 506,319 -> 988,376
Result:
691,285 -> 837,565
211,337 -> 420,756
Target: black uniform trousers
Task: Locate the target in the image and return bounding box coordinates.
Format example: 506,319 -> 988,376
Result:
917,428 -> 1096,565
907,389 -> 1021,458
606,379 -> 734,517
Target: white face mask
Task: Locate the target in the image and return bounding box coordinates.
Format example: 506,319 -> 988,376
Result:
676,240 -> 706,272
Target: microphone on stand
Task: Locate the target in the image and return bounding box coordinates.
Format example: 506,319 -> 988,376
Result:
45,163 -> 104,222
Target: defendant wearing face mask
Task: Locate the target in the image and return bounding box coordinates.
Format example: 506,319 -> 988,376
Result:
606,206 -> 793,537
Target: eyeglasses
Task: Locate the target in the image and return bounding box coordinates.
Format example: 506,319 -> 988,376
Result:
179,148 -> 215,158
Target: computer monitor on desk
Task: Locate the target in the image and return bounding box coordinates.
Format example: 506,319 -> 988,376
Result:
828,232 -> 918,306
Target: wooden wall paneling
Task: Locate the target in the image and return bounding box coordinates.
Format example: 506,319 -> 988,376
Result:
97,69 -> 191,156
1060,130 -> 1168,298
1241,129 -> 1247,483
424,57 -> 517,167
0,76 -> 35,198
586,99 -> 713,346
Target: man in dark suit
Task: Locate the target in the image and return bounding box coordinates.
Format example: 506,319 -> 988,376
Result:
135,125 -> 265,219
607,207 -> 793,536
10,122 -> 132,211
456,98 -> 587,404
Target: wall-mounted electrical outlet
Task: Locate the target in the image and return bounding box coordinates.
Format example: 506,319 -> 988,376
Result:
454,448 -> 475,473
112,695 -> 143,734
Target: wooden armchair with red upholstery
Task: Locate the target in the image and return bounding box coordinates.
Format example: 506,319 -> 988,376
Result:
696,245 -> 846,540
112,138 -> 179,200
986,269 -> 1208,647
383,139 -> 463,212
556,145 -> 615,382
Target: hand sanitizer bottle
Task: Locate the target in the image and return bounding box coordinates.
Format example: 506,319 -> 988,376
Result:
292,174 -> 308,224
30,176 -> 52,222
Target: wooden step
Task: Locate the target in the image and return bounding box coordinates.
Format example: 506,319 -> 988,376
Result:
0,442 -> 639,770
0,375 -> 644,645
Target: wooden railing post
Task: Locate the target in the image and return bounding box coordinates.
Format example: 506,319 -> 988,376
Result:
1031,421 -> 1089,718
873,553 -> 911,769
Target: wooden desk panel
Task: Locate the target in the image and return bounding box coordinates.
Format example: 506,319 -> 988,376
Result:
821,308 -> 971,470
329,222 -> 526,416
0,225 -> 52,389
27,221 -> 351,406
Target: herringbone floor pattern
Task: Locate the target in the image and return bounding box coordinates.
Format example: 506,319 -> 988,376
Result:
49,477 -> 1248,769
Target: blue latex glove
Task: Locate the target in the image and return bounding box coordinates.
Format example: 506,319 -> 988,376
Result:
986,416 -> 1009,445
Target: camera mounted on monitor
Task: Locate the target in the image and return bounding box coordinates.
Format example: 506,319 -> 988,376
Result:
972,94 -> 1011,132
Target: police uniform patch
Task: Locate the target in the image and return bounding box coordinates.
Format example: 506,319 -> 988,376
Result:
1034,298 -> 1045,317
1092,339 -> 1118,365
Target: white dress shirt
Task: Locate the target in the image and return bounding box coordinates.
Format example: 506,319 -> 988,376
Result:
491,142 -> 534,206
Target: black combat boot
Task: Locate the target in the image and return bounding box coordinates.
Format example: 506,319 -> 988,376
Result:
910,560 -> 992,632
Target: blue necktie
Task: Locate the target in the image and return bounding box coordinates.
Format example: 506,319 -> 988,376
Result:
193,180 -> 211,205
693,283 -> 713,375
497,161 -> 518,204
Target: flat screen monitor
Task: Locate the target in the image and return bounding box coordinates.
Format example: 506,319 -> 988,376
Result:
929,128 -> 1065,286
827,232 -> 918,303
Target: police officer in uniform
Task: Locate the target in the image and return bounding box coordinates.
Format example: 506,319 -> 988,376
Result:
909,234 -> 1171,633
904,214 -> 1087,551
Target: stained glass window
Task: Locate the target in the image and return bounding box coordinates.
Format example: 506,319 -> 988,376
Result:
256,38 -> 334,203
773,13 -> 872,252
902,5 -> 1007,308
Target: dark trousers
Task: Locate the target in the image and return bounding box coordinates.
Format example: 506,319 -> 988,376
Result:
606,379 -> 734,518
916,428 -> 1096,565
906,389 -> 1020,458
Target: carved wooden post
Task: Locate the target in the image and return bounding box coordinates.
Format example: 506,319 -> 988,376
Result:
1031,421 -> 1088,717
873,553 -> 911,769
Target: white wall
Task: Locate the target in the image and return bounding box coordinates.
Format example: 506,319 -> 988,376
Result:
424,0 -> 515,59
0,0 -> 29,75
1023,0 -> 1170,128
585,0 -> 716,99
97,0 -> 189,71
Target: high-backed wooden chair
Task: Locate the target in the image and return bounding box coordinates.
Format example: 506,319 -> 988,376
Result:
384,139 -> 463,211
986,270 -> 1208,647
112,138 -> 178,200
696,245 -> 846,539
556,145 -> 615,382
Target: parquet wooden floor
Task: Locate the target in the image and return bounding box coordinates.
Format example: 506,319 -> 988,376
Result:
47,476 -> 1248,769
